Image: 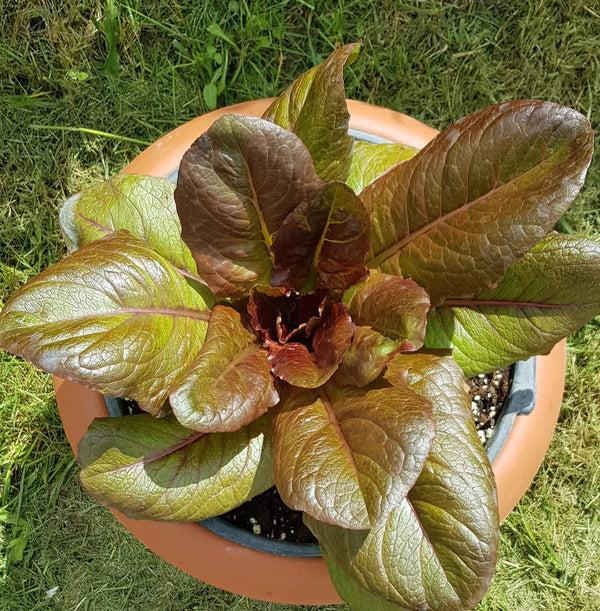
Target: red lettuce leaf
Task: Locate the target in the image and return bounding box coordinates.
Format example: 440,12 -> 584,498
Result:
271,378 -> 435,529
169,305 -> 278,433
347,141 -> 417,194
175,114 -> 324,298
271,181 -> 369,292
0,231 -> 212,416
364,100 -> 594,301
344,271 -> 430,348
79,413 -> 273,521
334,272 -> 430,387
333,326 -> 402,388
59,174 -> 201,284
425,233 -> 600,375
307,354 -> 498,610
269,302 -> 355,388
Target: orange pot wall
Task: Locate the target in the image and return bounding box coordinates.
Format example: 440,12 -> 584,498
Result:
54,99 -> 566,605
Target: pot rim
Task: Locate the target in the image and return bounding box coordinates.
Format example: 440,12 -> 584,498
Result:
54,98 -> 567,605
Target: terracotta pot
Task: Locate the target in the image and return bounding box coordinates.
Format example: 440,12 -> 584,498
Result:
54,99 -> 567,606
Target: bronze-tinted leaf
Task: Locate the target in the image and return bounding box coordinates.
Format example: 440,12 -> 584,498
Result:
344,271 -> 430,348
334,272 -> 430,387
0,231 -> 211,415
272,379 -> 434,529
308,354 -> 498,611
364,100 -> 594,300
79,414 -> 273,521
170,305 -> 279,432
175,114 -> 324,297
263,44 -> 360,182
270,302 -> 355,388
271,181 -> 369,292
333,326 -> 402,388
425,233 -> 600,375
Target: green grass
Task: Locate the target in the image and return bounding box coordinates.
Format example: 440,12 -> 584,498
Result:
1,1 -> 600,609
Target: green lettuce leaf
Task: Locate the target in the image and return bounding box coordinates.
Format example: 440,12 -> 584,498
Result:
79,413 -> 273,521
425,233 -> 600,375
170,305 -> 278,432
307,354 -> 498,611
271,379 -> 435,530
175,114 -> 324,298
271,181 -> 369,292
263,44 -> 359,182
59,174 -> 201,282
363,100 -> 594,301
0,231 -> 212,415
347,141 -> 417,194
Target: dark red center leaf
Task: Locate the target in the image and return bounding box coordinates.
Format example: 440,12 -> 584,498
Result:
248,287 -> 355,389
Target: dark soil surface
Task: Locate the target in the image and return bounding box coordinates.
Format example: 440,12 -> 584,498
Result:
466,366 -> 512,444
119,398 -> 144,414
221,486 -> 317,543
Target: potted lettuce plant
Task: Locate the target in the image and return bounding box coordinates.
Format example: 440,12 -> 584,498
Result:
1,44 -> 599,610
